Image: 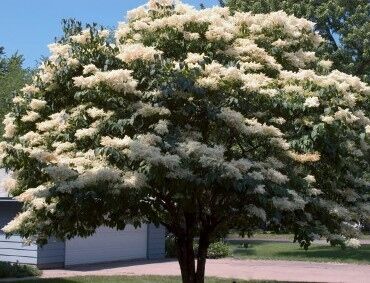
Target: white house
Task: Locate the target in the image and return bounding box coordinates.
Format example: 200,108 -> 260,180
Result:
0,169 -> 8,197
0,169 -> 165,268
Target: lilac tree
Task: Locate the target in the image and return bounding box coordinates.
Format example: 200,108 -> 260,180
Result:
1,1 -> 369,282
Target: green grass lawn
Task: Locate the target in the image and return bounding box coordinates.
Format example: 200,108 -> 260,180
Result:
20,276 -> 279,283
230,242 -> 370,264
227,232 -> 294,241
228,231 -> 370,241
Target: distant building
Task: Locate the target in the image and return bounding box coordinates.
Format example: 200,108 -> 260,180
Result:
0,169 -> 8,197
0,168 -> 165,268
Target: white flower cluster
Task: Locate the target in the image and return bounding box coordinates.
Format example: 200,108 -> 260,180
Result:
1,177 -> 17,193
119,135 -> 181,170
2,114 -> 16,138
148,0 -> 174,10
29,99 -> 47,111
36,110 -> 69,132
280,69 -> 369,94
115,1 -> 322,52
153,119 -> 169,135
288,151 -> 321,163
20,131 -> 43,146
196,61 -> 271,91
318,60 -> 333,70
73,69 -> 138,93
263,168 -> 289,184
135,102 -> 171,117
117,43 -> 162,63
122,171 -> 147,189
304,96 -> 320,108
13,96 -> 25,104
304,174 -> 316,184
57,166 -> 123,193
2,211 -> 32,234
86,107 -> 112,119
101,136 -> 132,149
346,238 -> 361,249
75,127 -> 98,140
21,111 -> 41,122
272,196 -> 306,211
21,84 -> 40,95
244,118 -> 283,137
247,205 -> 266,221
44,165 -> 78,182
48,43 -> 71,61
234,10 -> 316,37
83,64 -> 99,75
52,141 -> 75,154
70,29 -> 91,44
333,108 -> 360,124
284,49 -> 317,68
184,52 -> 205,68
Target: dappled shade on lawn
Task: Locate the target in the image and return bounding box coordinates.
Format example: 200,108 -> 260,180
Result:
231,242 -> 370,264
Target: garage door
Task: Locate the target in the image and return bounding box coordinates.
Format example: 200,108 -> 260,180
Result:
65,224 -> 147,266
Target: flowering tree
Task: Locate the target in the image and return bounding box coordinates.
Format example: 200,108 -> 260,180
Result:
1,1 -> 369,282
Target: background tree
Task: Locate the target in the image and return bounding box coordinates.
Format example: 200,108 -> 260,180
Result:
224,0 -> 370,233
224,0 -> 370,84
0,48 -> 31,137
1,1 -> 369,283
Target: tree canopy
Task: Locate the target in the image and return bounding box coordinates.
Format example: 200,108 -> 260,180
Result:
225,0 -> 370,84
0,48 -> 31,137
1,1 -> 369,282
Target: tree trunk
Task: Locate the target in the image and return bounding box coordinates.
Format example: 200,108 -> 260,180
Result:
176,236 -> 196,283
196,232 -> 210,283
176,234 -> 210,283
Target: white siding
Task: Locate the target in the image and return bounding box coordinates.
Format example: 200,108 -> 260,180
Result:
0,201 -> 38,265
147,224 -> 165,259
38,239 -> 65,268
65,225 -> 147,266
0,169 -> 8,197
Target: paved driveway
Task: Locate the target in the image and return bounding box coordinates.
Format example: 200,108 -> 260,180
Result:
41,258 -> 370,283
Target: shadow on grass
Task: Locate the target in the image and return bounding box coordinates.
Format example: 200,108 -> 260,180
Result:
231,242 -> 370,264
276,245 -> 370,264
232,246 -> 259,256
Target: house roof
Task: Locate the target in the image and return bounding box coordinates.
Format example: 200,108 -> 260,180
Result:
0,197 -> 16,202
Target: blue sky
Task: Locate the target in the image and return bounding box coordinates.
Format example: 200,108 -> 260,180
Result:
0,0 -> 219,68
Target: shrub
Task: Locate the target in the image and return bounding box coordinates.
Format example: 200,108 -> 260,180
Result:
206,241 -> 231,259
194,241 -> 231,259
0,261 -> 41,279
166,235 -> 231,259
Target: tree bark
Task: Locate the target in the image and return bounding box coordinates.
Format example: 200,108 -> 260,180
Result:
176,236 -> 196,283
196,232 -> 210,283
176,233 -> 210,283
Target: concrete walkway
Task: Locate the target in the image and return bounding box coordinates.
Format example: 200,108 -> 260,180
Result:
38,258 -> 370,283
